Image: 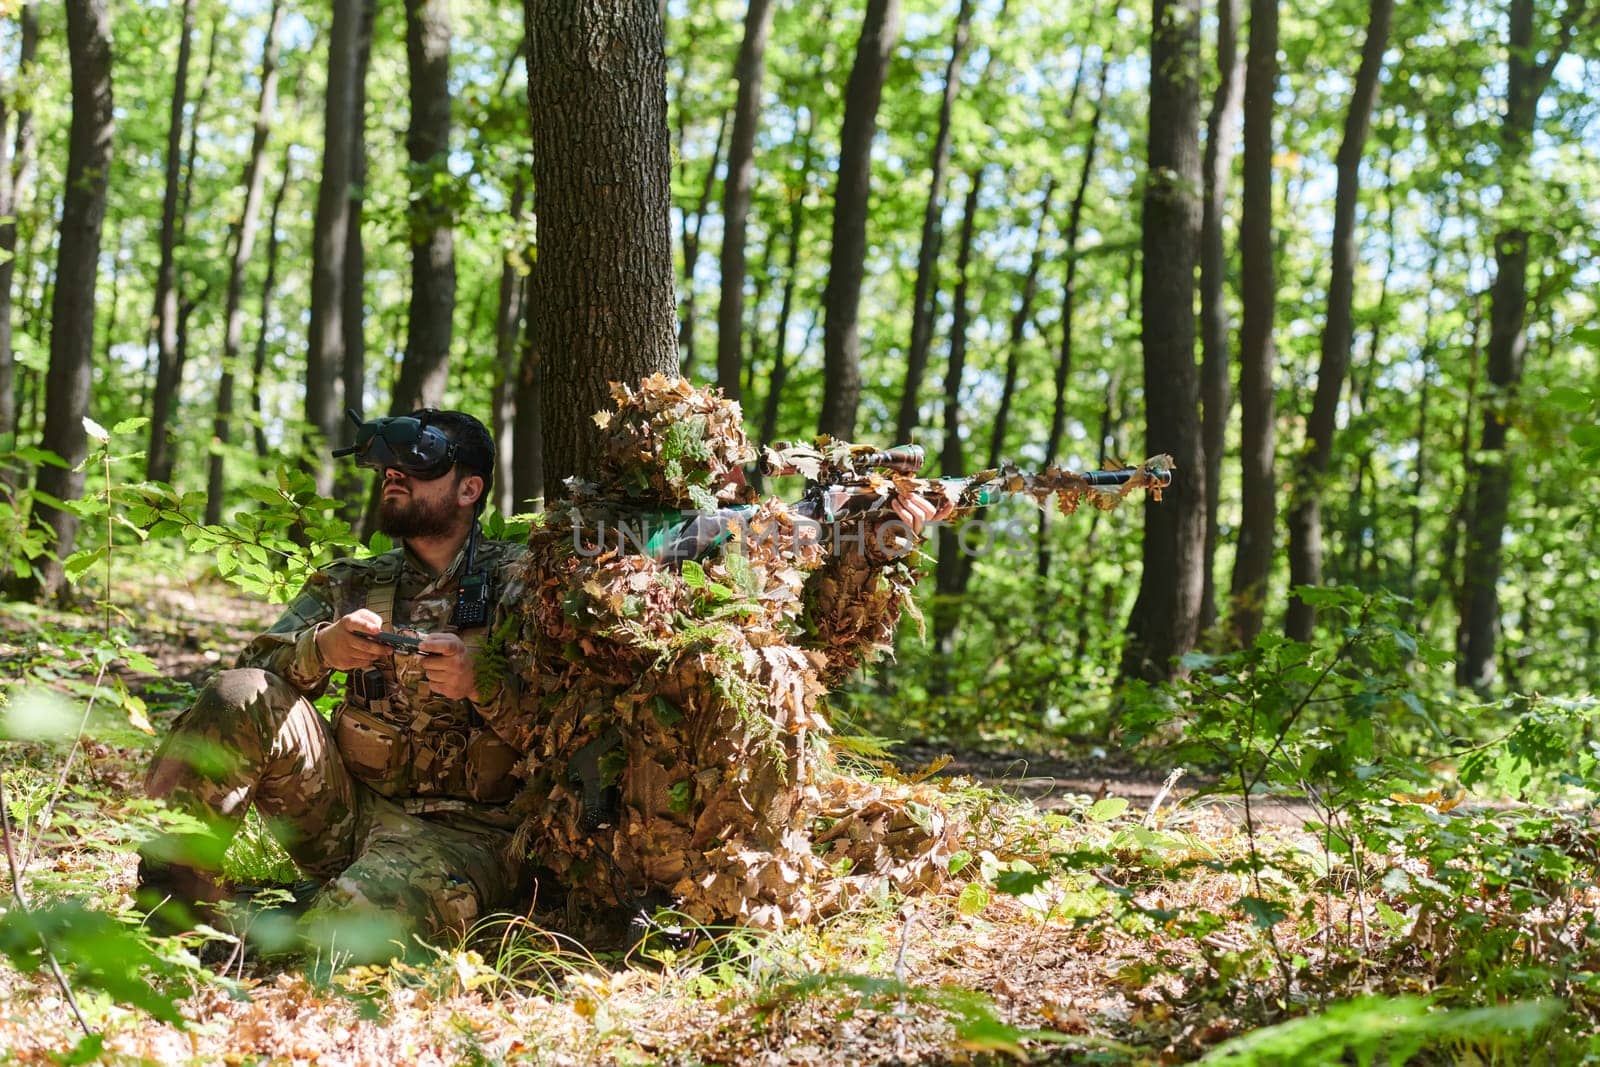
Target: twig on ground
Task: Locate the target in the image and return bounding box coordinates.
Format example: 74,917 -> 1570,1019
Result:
1144,768 -> 1185,828
893,905 -> 918,1058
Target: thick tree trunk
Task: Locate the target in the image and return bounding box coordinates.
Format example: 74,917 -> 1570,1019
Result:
526,0 -> 679,492
1283,0 -> 1394,640
930,172 -> 982,685
1197,0 -> 1242,632
1118,0 -> 1204,685
493,180 -> 528,515
396,0 -> 455,413
18,0 -> 113,602
714,0 -> 777,406
1038,60 -> 1107,578
253,148 -> 292,460
1457,0 -> 1582,690
818,0 -> 901,439
1226,0 -> 1278,648
306,0 -> 362,494
207,0 -> 284,525
893,0 -> 974,446
0,4 -> 40,475
678,114 -> 726,381
145,0 -> 196,484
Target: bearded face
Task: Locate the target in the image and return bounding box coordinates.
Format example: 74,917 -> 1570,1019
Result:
376,473 -> 464,539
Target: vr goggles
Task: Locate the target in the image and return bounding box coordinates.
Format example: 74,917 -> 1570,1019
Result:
331,408 -> 492,482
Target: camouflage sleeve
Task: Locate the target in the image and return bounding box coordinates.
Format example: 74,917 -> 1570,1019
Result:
799,522 -> 922,687
234,567 -> 349,696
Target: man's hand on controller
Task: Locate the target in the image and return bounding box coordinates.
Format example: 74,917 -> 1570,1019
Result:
315,609 -> 387,671
418,633 -> 479,702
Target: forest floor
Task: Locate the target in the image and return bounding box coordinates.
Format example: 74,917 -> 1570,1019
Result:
0,570 -> 1581,1064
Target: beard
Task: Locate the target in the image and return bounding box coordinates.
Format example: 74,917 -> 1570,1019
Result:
377,489 -> 459,539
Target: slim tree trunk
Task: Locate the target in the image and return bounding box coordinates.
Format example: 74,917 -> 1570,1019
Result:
1198,0 -> 1242,632
1226,0 -> 1278,648
894,0 -> 975,446
818,0 -> 901,439
1038,59 -> 1108,578
1284,0 -> 1394,640
207,0 -> 285,525
342,0 -> 374,524
1119,0 -> 1205,685
397,0 -> 455,413
930,172 -> 983,687
679,113 -> 726,381
0,4 -> 40,475
512,268 -> 545,510
526,0 -> 679,492
307,0 -> 362,492
755,105 -> 818,466
16,0 -> 112,602
715,0 -> 777,406
145,0 -> 196,483
253,148 -> 292,460
1457,0 -> 1587,690
492,179 -> 528,515
987,175 -> 1055,469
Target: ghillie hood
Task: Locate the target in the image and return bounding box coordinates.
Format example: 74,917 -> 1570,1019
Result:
578,374 -> 759,510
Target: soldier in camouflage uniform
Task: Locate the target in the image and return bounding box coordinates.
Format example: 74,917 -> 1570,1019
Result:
137,410 -> 531,957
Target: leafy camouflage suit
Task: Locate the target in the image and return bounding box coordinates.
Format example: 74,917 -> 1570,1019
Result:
141,536 -> 529,948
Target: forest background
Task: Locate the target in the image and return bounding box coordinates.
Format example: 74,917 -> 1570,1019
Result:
0,0 -> 1598,1061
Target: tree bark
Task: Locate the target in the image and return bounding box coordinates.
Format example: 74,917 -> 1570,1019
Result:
1456,0 -> 1588,690
492,179 -> 528,515
893,0 -> 974,446
0,3 -> 40,474
930,171 -> 982,684
207,0 -> 284,525
306,0 -> 362,493
818,0 -> 901,439
1118,0 -> 1205,685
525,0 -> 680,492
1226,0 -> 1278,648
145,0 -> 196,484
17,0 -> 113,602
1283,0 -> 1394,640
342,0 -> 374,517
512,268 -> 545,510
1038,60 -> 1108,578
714,0 -> 777,406
1197,0 -> 1242,632
396,0 -> 455,413
253,147 -> 292,460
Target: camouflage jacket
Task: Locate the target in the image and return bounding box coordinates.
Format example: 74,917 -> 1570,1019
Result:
239,535 -> 529,809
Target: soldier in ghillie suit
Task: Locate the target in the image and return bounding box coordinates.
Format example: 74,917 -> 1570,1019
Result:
137,410 -> 530,958
481,377 -> 960,930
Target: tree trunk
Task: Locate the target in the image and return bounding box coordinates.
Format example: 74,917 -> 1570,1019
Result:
306,0 -> 362,493
492,179 -> 528,515
396,0 -> 455,413
145,0 -> 196,484
341,0 -> 375,529
930,172 -> 982,686
893,0 -> 974,447
714,0 -> 777,406
986,176 -> 1054,471
818,0 -> 901,439
512,268 -> 545,510
1457,0 -> 1581,690
253,147 -> 292,460
1197,0 -> 1242,632
207,0 -> 284,525
17,0 -> 113,602
754,105 -> 818,469
678,113 -> 726,381
1283,0 -> 1394,640
1226,0 -> 1278,648
0,3 -> 40,475
525,0 -> 680,492
1118,0 -> 1204,685
1038,60 -> 1108,578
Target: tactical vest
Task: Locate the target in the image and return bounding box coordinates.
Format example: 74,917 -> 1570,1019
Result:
331,549 -> 521,805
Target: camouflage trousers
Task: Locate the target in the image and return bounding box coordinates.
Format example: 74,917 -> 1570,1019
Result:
142,668 -> 524,952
